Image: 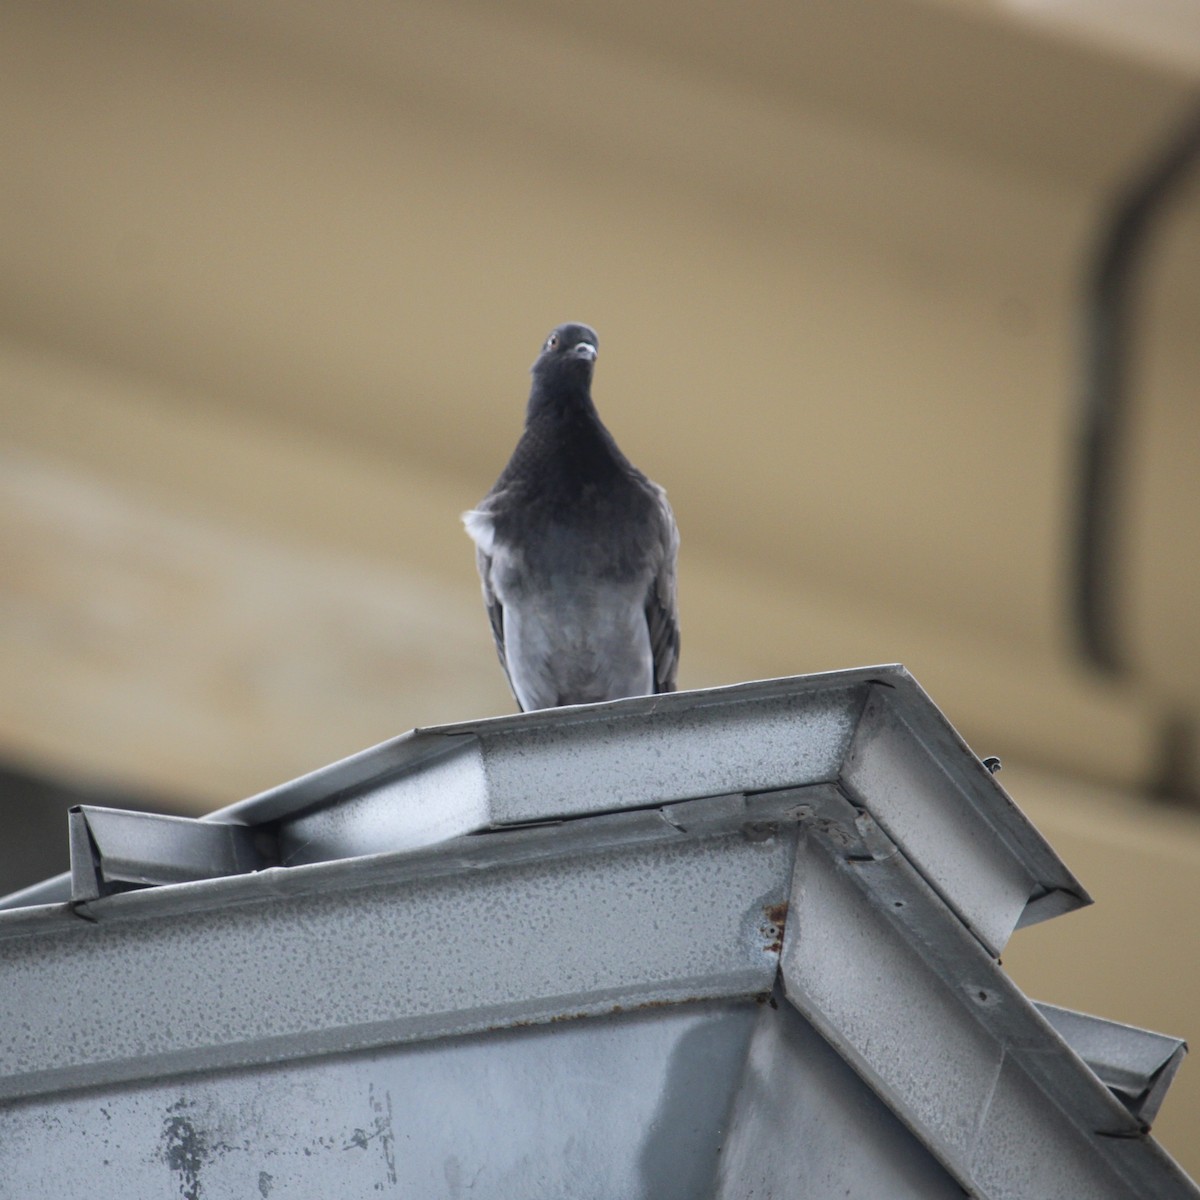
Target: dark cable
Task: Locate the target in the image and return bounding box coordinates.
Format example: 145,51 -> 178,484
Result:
1074,99 -> 1200,675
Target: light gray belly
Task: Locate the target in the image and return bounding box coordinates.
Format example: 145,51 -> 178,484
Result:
503,581 -> 653,710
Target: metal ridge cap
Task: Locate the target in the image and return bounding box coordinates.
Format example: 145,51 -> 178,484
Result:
0,665 -> 1089,930
421,665 -> 907,738
0,668 -> 892,910
212,666 -> 903,826
0,664 -> 1069,916
860,668 -> 1093,919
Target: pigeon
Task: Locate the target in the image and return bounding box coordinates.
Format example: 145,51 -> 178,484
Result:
463,322 -> 679,711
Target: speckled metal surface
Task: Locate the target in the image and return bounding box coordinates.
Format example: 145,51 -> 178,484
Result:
839,686 -> 1038,955
0,999 -> 969,1200
713,990 -> 966,1199
0,791 -> 800,1103
0,1003 -> 757,1199
1034,1001 -> 1189,1125
0,667 -> 1193,1199
273,677 -> 865,867
781,804 -> 1196,1200
279,738 -> 490,864
0,667 -> 1090,939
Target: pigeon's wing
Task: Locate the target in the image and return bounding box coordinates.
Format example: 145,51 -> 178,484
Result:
476,546 -> 509,672
463,503 -> 515,693
644,486 -> 680,694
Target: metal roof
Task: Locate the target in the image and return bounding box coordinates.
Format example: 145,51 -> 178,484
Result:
0,666 -> 1194,1199
1,665 -> 1089,948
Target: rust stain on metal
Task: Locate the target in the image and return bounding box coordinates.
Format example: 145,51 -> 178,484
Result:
762,900 -> 789,954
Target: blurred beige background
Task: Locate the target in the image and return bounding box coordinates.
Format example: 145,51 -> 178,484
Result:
2,0 -> 1199,1176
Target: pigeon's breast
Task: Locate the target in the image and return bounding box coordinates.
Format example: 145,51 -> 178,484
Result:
496,477 -> 661,590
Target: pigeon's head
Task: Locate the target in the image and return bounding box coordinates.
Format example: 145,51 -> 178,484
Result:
531,323 -> 599,388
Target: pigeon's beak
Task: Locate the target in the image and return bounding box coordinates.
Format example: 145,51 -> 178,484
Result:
572,342 -> 597,362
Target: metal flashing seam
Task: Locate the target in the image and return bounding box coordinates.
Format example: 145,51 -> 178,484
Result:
781,807 -> 1192,1199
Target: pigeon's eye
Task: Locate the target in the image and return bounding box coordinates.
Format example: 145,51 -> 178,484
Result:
547,334 -> 559,350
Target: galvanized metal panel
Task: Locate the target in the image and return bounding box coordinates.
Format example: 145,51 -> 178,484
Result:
0,1001 -> 760,1200
714,992 -> 966,1199
275,677 -> 866,868
279,737 -> 490,864
68,805 -> 269,900
780,808 -> 1195,1200
229,668 -> 875,822
1035,1000 -> 1189,1126
0,995 -> 971,1200
966,1053 -> 1147,1200
252,666 -> 1087,940
0,668 -> 1091,947
0,792 -> 797,1102
842,684 -> 1053,955
474,682 -> 862,824
0,766 -> 1193,1198
1,667 -> 1188,1198
784,823 -> 1010,1175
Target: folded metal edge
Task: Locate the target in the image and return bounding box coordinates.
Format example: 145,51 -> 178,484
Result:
1034,1000 -> 1189,1128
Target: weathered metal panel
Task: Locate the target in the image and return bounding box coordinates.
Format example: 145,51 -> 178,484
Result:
238,669 -> 874,818
0,668 -> 1091,943
714,992 -> 966,1199
278,738 -> 490,864
0,793 -> 798,1102
274,682 -> 863,867
1035,1000 -> 1189,1126
967,1053 -> 1144,1200
475,682 -> 863,824
842,685 -> 1043,955
68,806 -> 269,900
0,1001 -> 760,1200
784,825 -> 1010,1177
0,987 -> 973,1200
0,667 -> 1188,1198
780,807 -> 1194,1200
